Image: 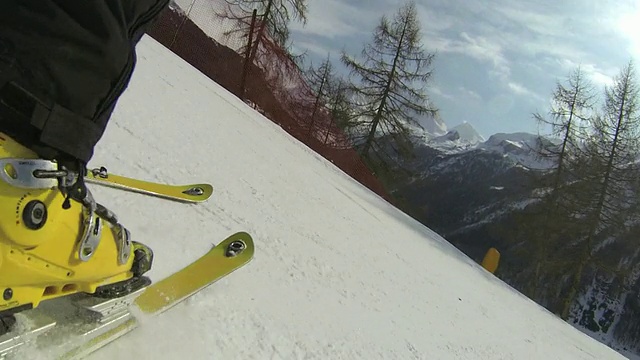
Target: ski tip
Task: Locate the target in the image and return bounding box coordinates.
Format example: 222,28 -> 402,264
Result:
132,231 -> 254,315
221,231 -> 254,259
181,183 -> 214,201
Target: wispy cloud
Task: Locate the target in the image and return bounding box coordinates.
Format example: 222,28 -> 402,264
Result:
415,3 -> 457,32
458,86 -> 482,101
429,85 -> 454,100
556,58 -> 616,87
429,32 -> 511,81
292,41 -> 333,58
289,0 -> 379,38
507,82 -> 544,102
493,4 -> 568,37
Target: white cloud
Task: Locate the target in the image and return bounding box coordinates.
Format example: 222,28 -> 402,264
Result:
458,86 -> 482,100
617,4 -> 640,58
556,58 -> 616,87
415,3 -> 457,32
291,41 -> 333,58
508,82 -> 531,95
464,5 -> 596,69
289,0 -> 375,38
589,71 -> 615,87
494,4 -> 566,37
429,85 -> 454,100
507,82 -> 545,102
430,32 -> 511,81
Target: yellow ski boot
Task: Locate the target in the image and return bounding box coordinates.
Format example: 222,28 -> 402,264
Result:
0,132 -> 153,333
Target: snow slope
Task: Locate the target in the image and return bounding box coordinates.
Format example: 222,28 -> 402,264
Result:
60,36 -> 625,359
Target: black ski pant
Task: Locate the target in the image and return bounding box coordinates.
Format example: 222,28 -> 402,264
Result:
0,0 -> 169,169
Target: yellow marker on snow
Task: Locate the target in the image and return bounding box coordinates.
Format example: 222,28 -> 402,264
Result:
481,247 -> 500,274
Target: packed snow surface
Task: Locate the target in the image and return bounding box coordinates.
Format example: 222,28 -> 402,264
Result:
63,36 -> 624,359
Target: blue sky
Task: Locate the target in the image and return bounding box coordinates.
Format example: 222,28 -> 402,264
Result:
288,0 -> 640,138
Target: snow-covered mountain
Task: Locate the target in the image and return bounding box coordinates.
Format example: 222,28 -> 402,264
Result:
477,132 -> 557,169
420,112 -> 448,136
420,127 -> 556,170
391,131 -> 557,233
394,135 -> 540,233
450,122 -> 485,143
21,32 -> 624,360
427,121 -> 486,153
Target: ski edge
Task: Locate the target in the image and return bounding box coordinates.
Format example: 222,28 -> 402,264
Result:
58,318 -> 138,360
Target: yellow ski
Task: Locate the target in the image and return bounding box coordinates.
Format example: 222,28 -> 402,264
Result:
135,231 -> 254,314
85,166 -> 213,203
0,232 -> 254,360
64,231 -> 254,359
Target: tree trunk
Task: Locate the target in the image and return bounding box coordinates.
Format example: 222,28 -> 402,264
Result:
529,85 -> 580,299
308,64 -> 329,138
361,21 -> 408,157
248,0 -> 273,62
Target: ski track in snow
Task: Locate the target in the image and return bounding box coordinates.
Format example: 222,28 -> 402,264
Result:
39,36 -> 627,360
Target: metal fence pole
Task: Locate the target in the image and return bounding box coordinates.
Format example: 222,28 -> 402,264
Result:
240,9 -> 258,99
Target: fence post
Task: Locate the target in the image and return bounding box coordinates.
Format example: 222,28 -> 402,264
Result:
307,78 -> 325,140
240,9 -> 258,99
170,0 -> 197,49
324,119 -> 332,145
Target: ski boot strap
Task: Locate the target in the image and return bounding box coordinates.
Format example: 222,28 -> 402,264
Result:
32,158 -> 90,210
60,160 -> 88,210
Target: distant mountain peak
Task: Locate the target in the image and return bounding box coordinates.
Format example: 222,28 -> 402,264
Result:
450,122 -> 485,144
424,121 -> 484,153
421,113 -> 448,136
479,132 -> 555,169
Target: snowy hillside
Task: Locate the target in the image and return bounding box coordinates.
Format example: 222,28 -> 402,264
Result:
25,36 -> 620,359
